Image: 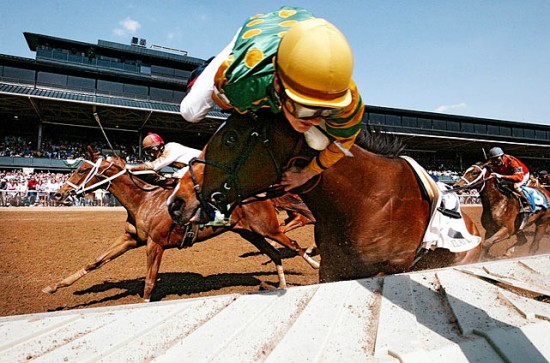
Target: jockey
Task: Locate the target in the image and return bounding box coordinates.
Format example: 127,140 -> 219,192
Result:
487,146 -> 532,213
180,6 -> 364,191
127,133 -> 201,178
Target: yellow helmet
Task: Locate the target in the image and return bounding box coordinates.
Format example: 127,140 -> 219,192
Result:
276,18 -> 353,109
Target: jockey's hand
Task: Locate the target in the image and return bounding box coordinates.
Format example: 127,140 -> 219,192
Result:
281,166 -> 316,192
490,172 -> 503,179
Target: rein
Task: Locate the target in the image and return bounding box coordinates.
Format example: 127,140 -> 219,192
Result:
67,158 -> 126,195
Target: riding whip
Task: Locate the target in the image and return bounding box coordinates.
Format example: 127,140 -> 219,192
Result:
93,112 -> 116,154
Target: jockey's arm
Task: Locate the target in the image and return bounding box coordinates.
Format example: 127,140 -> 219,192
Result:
180,29 -> 241,123
308,81 -> 364,175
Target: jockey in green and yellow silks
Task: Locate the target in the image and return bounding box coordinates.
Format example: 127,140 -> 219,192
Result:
181,6 -> 364,191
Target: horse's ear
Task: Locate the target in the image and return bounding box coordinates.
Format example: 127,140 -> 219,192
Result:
86,146 -> 98,161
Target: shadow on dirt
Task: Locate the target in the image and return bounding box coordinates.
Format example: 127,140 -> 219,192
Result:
48,270 -> 306,311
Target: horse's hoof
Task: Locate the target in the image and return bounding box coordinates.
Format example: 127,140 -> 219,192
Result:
42,286 -> 55,294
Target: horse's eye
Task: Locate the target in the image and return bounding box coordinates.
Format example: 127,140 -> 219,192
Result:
78,169 -> 87,175
223,131 -> 238,147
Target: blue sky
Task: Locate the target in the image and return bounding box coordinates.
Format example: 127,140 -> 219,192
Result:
1,1 -> 549,125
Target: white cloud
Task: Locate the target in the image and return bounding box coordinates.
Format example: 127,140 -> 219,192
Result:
113,17 -> 141,38
435,102 -> 467,113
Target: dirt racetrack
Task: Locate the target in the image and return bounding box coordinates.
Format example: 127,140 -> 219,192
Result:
1,205 -> 549,317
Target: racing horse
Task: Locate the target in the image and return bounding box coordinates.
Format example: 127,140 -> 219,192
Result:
168,111 -> 481,282
45,146 -> 318,302
454,162 -> 550,259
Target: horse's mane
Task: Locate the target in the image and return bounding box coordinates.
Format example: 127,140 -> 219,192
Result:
354,124 -> 406,157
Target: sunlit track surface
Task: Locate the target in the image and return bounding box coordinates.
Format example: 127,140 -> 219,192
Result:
1,255 -> 549,362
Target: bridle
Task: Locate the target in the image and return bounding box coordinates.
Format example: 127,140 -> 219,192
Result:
186,119 -> 301,219
449,163 -> 490,193
65,158 -> 126,195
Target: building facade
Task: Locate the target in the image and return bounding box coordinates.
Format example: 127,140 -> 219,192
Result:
1,32 -> 549,172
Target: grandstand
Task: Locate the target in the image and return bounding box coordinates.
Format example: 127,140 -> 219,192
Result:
1,32 -> 550,172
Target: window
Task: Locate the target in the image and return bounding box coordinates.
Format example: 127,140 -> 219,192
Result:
418,118 -> 431,129
124,83 -> 148,97
174,68 -> 190,79
151,65 -> 175,77
499,126 -> 511,136
97,79 -> 124,95
487,125 -> 499,135
368,113 -> 385,125
174,90 -> 186,102
535,130 -> 547,140
524,129 -> 535,139
475,123 -> 486,134
2,66 -> 35,84
37,72 -> 67,87
447,121 -> 460,132
512,128 -> 524,138
433,119 -> 446,130
461,122 -> 475,133
150,87 -> 173,102
385,114 -> 401,126
402,116 -> 417,128
67,76 -> 95,91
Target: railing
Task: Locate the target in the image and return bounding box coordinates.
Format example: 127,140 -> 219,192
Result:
0,190 -> 121,207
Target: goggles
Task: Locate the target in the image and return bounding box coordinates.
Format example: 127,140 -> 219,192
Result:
144,146 -> 162,156
278,88 -> 345,120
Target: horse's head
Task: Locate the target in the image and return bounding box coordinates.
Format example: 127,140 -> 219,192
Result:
168,111 -> 300,224
453,162 -> 490,189
54,146 -> 125,203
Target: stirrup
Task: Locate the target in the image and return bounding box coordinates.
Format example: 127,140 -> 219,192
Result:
179,224 -> 198,249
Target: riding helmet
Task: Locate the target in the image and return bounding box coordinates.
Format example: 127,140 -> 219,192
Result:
488,147 -> 504,159
276,18 -> 353,109
142,133 -> 164,149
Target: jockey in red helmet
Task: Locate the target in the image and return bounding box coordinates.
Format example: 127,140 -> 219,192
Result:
127,133 -> 201,178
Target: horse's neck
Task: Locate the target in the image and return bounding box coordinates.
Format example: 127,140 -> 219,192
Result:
482,179 -> 510,206
108,173 -> 163,211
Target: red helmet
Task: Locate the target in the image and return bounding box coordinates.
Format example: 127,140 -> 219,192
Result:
142,133 -> 164,149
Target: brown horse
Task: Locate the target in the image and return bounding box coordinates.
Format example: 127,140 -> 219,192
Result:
454,162 -> 550,259
46,146 -> 318,302
168,111 -> 481,282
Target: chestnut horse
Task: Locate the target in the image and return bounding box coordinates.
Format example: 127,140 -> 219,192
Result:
46,146 -> 318,302
454,162 -> 550,259
168,111 -> 481,282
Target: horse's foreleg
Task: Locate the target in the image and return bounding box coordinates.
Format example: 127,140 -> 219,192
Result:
275,235 -> 319,269
144,241 -> 164,302
481,227 -> 512,260
42,233 -> 139,294
529,223 -> 548,255
237,230 -> 287,289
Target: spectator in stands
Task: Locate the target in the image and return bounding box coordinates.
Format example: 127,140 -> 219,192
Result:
27,175 -> 38,205
180,6 -> 364,191
487,146 -> 532,213
0,178 -> 6,206
539,170 -> 549,187
126,133 -> 200,179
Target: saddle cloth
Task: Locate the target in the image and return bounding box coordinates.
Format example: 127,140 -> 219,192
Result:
520,186 -> 550,212
401,156 -> 482,253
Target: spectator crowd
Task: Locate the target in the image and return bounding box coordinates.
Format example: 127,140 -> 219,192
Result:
1,133 -> 548,208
